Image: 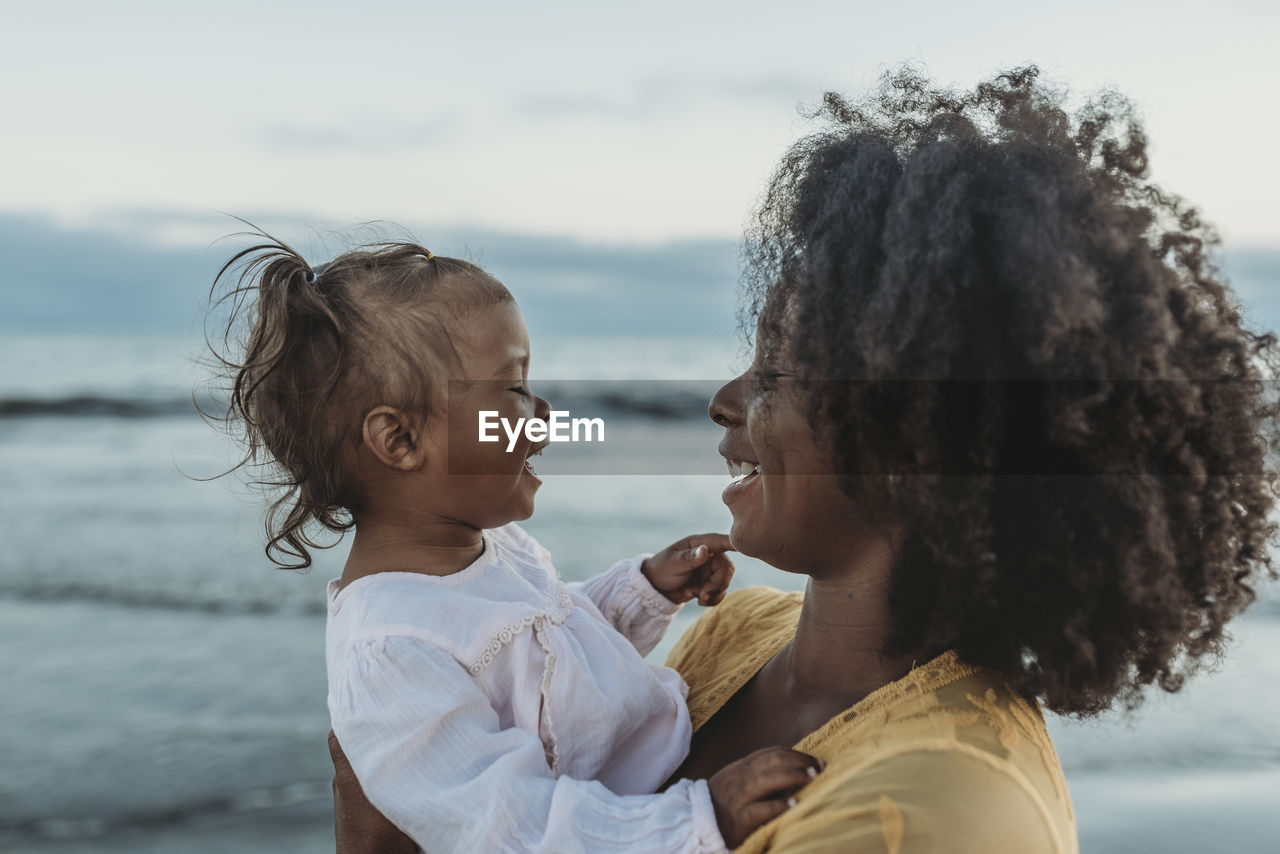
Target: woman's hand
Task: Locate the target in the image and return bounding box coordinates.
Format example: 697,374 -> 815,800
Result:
329,730 -> 417,854
708,746 -> 823,848
642,533 -> 736,605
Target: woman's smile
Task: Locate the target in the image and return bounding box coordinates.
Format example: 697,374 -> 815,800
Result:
721,457 -> 761,503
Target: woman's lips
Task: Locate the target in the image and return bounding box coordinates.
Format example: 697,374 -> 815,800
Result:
722,458 -> 761,504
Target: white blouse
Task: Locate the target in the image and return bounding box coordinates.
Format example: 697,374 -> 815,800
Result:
325,523 -> 726,854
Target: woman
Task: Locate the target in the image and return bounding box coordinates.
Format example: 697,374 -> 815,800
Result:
331,66 -> 1278,852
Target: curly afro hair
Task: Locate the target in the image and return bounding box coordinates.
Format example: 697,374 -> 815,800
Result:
744,65 -> 1280,715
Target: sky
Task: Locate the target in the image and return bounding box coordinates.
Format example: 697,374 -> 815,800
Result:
1,0 -> 1277,338
2,0 -> 1278,248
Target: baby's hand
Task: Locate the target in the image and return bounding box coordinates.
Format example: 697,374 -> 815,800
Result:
641,533 -> 735,605
708,747 -> 823,847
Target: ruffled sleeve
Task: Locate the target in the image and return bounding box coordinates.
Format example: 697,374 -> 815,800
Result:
329,634 -> 725,854
570,556 -> 682,657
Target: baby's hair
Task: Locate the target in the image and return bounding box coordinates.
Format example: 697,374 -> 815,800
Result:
206,227 -> 512,570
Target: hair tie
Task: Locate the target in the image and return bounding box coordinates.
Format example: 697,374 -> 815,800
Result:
306,270 -> 318,285
425,251 -> 435,261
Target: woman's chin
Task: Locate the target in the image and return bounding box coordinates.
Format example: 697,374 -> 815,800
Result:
728,523 -> 813,576
726,520 -> 765,564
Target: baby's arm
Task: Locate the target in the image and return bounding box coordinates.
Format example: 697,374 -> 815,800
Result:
332,634 -> 727,854
572,534 -> 735,656
569,555 -> 680,656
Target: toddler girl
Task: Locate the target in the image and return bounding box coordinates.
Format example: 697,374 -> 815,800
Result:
210,236 -> 819,853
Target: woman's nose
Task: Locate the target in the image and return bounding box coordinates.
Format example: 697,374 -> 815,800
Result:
533,393 -> 552,421
709,375 -> 746,427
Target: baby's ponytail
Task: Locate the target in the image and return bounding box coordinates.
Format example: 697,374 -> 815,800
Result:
207,236 -> 354,569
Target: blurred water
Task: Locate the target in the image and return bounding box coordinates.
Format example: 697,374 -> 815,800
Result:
2,333 -> 1278,852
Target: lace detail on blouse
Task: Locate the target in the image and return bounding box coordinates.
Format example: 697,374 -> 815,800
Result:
466,582 -> 575,676
621,557 -> 677,617
534,623 -> 561,771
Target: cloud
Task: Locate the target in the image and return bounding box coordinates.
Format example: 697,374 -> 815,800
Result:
3,211 -> 1273,340
1222,248 -> 1280,334
0,212 -> 741,336
511,74 -> 818,122
257,115 -> 461,153
453,231 -> 740,335
716,73 -> 823,103
512,78 -> 684,120
259,125 -> 364,151
514,92 -> 629,119
0,213 -> 220,333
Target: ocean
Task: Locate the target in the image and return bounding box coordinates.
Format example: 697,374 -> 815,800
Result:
2,332 -> 1278,853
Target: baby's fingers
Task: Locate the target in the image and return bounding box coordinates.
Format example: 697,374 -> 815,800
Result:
677,532 -> 735,557
698,553 -> 735,606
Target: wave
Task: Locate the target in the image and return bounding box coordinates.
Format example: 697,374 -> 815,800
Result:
0,779 -> 330,845
0,394 -> 201,418
0,382 -> 720,422
3,575 -> 1275,623
0,580 -> 328,618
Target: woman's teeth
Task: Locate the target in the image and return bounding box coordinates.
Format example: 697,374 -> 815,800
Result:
726,460 -> 761,483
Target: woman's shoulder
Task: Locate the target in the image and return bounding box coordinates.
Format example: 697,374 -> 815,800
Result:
664,586 -> 802,729
665,586 -> 801,669
749,743 -> 1075,853
749,658 -> 1077,853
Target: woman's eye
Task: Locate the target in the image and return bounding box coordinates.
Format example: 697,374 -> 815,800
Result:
756,371 -> 785,387
509,386 -> 530,397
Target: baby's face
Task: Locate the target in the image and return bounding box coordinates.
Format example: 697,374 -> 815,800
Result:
433,299 -> 550,527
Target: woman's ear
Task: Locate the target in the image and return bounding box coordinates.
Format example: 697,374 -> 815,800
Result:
362,406 -> 428,471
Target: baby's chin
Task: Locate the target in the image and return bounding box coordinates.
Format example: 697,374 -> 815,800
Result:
464,500 -> 536,532
505,494 -> 540,525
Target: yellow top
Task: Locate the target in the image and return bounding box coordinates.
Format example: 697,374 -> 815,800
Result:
666,587 -> 1078,854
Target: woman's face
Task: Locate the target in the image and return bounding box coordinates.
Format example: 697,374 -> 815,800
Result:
708,339 -> 864,576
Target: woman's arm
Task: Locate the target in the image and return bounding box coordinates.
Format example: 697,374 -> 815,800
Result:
329,730 -> 416,854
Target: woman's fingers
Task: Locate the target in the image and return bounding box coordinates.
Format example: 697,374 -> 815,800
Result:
732,797 -> 796,835
708,747 -> 822,846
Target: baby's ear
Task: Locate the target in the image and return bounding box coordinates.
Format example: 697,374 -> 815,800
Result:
362,406 -> 428,471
